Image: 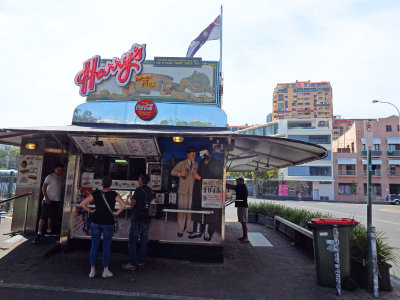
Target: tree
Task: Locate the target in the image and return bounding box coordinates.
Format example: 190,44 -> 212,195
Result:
350,181 -> 359,202
227,170 -> 278,197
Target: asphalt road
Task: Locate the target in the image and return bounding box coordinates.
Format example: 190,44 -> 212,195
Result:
247,198 -> 400,277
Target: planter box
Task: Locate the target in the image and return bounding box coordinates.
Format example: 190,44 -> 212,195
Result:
351,256 -> 392,291
257,214 -> 266,225
248,212 -> 257,223
265,217 -> 274,229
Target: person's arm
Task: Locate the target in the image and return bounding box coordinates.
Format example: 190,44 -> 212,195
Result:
226,183 -> 236,190
80,194 -> 95,213
113,194 -> 126,216
42,182 -> 50,204
171,161 -> 188,178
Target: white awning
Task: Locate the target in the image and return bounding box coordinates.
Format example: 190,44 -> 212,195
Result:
387,137 -> 400,144
361,138 -> 381,144
388,159 -> 400,165
362,159 -> 382,165
337,158 -> 357,164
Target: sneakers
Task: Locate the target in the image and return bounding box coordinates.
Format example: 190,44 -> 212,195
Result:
102,269 -> 114,278
33,234 -> 43,245
121,263 -> 137,271
89,269 -> 96,278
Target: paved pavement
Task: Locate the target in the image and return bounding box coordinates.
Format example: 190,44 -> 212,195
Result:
0,219 -> 399,299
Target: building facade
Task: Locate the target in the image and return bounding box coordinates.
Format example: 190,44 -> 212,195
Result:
333,115 -> 400,202
272,80 -> 333,120
237,118 -> 334,200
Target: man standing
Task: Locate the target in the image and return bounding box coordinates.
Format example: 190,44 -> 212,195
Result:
226,178 -> 249,243
33,163 -> 64,244
190,145 -> 223,241
122,174 -> 152,271
171,146 -> 198,237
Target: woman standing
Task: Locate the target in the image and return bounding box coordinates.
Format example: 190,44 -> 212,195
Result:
80,175 -> 126,278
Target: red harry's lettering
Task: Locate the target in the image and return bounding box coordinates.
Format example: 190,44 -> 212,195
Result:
74,43 -> 146,97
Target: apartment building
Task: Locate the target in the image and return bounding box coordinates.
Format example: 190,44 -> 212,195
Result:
333,115 -> 400,202
272,80 -> 333,120
237,118 -> 334,200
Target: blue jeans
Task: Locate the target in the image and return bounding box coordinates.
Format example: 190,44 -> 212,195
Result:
90,223 -> 114,267
128,220 -> 150,266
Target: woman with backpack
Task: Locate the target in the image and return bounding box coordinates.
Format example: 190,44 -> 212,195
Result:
80,175 -> 126,278
122,173 -> 153,271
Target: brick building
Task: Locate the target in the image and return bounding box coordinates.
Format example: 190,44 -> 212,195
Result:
333,115 -> 400,202
272,80 -> 333,120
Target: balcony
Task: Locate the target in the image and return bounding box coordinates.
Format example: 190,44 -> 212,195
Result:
388,170 -> 400,176
338,170 -> 356,176
387,150 -> 400,156
361,150 -> 382,156
363,169 -> 382,176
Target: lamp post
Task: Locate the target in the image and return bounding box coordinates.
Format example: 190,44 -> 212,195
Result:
372,100 -> 400,134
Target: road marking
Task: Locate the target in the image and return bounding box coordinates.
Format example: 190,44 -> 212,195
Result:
379,208 -> 400,214
0,282 -> 222,300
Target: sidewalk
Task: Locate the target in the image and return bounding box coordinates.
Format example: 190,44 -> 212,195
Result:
0,221 -> 399,299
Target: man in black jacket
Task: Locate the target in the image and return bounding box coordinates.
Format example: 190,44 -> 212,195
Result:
226,178 -> 249,243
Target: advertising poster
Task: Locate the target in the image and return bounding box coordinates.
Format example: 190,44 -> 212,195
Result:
16,155 -> 43,188
86,60 -> 219,105
278,184 -> 289,196
202,179 -> 223,208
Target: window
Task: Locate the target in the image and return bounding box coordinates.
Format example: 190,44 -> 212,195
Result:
309,166 -> 331,176
386,125 -> 392,132
373,144 -> 380,151
339,183 -> 353,194
363,184 -> 382,196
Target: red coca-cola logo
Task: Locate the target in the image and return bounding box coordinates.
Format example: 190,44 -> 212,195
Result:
135,99 -> 157,121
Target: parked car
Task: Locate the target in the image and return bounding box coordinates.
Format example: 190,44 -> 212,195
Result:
386,194 -> 400,205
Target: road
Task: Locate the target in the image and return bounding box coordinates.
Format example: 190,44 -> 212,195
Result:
246,198 -> 400,276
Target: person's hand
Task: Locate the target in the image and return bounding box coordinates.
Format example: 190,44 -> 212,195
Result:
112,211 -> 119,216
45,198 -> 51,204
180,169 -> 189,178
89,209 -> 95,214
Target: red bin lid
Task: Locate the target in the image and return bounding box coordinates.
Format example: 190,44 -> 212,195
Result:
311,218 -> 358,225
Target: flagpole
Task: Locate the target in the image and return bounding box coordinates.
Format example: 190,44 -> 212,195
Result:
220,5 -> 223,107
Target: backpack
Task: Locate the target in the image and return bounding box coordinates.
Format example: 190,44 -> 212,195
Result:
138,187 -> 157,218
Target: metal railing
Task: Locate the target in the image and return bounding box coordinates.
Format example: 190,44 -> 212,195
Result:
338,169 -> 356,176
388,170 -> 400,176
0,192 -> 33,233
0,170 -> 17,212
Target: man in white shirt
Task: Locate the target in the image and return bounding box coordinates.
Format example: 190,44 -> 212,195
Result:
33,163 -> 64,244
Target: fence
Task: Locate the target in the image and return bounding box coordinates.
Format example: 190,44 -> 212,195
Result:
0,170 -> 17,212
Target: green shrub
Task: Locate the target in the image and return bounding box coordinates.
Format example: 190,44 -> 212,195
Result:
248,201 -> 397,265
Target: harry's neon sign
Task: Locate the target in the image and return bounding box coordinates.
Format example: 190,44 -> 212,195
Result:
74,43 -> 146,97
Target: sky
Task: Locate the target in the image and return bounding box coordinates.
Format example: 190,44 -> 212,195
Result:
0,0 -> 399,128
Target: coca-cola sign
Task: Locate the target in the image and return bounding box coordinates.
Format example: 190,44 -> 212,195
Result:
135,99 -> 157,121
74,43 -> 146,97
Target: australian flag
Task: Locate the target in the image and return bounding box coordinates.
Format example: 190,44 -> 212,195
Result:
186,15 -> 221,57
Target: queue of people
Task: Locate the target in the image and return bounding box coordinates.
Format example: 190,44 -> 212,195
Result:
38,146 -> 248,279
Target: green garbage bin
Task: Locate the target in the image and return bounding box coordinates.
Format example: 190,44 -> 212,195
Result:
307,218 -> 358,287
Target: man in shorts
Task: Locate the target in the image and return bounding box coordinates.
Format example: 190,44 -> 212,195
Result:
226,178 -> 249,243
33,163 -> 64,244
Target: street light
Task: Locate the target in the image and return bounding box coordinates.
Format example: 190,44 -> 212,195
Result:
372,100 -> 400,134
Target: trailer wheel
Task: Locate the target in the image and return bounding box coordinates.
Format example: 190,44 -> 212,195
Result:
395,200 -> 400,205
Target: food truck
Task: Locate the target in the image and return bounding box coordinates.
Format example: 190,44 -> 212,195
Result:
0,43 -> 327,260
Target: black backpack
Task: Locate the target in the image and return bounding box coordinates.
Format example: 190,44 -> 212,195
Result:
137,187 -> 157,218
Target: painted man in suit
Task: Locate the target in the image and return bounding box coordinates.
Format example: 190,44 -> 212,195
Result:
171,146 -> 199,237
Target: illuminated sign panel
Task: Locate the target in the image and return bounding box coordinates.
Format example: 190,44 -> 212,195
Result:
74,44 -> 146,97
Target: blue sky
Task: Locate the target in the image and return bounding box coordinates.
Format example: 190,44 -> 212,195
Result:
0,0 -> 399,128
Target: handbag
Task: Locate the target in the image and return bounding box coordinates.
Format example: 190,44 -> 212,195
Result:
101,192 -> 119,233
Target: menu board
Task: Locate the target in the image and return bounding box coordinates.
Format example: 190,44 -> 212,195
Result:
16,155 -> 43,187
202,179 -> 223,208
71,136 -> 159,157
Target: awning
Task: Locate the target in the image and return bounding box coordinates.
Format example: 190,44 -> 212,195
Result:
388,159 -> 400,165
361,138 -> 381,144
387,137 -> 400,144
337,158 -> 357,164
0,124 -> 327,171
362,159 -> 382,165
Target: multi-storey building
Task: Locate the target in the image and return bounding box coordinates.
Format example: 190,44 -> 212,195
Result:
332,116 -> 372,140
272,80 -> 333,120
333,115 -> 400,202
227,124 -> 256,132
237,118 -> 334,200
